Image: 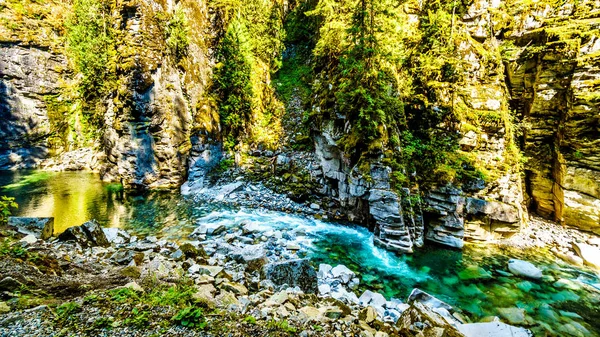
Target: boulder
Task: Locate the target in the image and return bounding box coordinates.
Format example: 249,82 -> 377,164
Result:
407,288 -> 454,313
396,302 -> 466,337
231,244 -> 268,272
507,259 -> 542,280
122,282 -> 144,292
8,217 -> 54,240
19,234 -> 37,245
318,264 -> 333,279
359,290 -> 387,309
58,220 -> 110,248
0,277 -> 22,292
220,282 -> 248,295
359,306 -> 378,323
193,284 -> 216,302
262,259 -> 318,294
572,242 -> 600,269
457,322 -> 533,337
179,242 -> 208,260
0,302 -> 10,314
102,228 -> 130,244
331,264 -> 355,284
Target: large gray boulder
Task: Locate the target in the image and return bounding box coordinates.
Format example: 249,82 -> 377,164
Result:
7,217 -> 54,240
262,259 -> 318,294
58,220 -> 110,248
231,244 -> 268,272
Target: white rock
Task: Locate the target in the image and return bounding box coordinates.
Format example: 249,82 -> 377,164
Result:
359,290 -> 387,309
458,322 -> 532,337
573,242 -> 600,269
19,234 -> 37,245
318,284 -> 331,295
331,287 -> 360,305
507,259 -> 543,279
309,203 -> 320,210
102,228 -> 130,244
587,237 -> 600,247
318,264 -> 333,279
348,277 -> 360,290
331,265 -> 355,284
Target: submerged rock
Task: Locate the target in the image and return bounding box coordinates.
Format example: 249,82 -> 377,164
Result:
457,322 -> 532,337
262,259 -> 318,294
497,307 -> 526,325
507,259 -> 542,280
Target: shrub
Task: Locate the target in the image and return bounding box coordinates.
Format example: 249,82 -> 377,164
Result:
0,196 -> 17,225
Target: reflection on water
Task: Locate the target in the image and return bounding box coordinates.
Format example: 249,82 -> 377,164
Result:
0,170 -> 197,234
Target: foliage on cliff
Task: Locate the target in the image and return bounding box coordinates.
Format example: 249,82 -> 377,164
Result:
210,0 -> 287,151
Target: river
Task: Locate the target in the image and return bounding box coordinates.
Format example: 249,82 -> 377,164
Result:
1,170 -> 599,336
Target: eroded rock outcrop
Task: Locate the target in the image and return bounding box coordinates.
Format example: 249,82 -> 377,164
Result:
314,131 -> 424,253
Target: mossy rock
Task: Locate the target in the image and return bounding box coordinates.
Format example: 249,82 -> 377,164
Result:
119,266 -> 141,279
180,243 -> 208,260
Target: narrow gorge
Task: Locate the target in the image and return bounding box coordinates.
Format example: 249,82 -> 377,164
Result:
0,0 -> 599,336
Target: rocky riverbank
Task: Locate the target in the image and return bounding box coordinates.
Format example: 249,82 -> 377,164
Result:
0,218 -> 536,337
184,173 -> 600,276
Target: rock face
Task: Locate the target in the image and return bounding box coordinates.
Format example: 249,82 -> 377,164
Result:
262,259 -> 318,294
0,0 -> 215,190
313,133 -> 424,254
501,2 -> 600,234
98,0 -> 213,189
0,44 -> 66,169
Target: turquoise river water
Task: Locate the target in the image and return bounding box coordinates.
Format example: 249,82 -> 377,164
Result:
1,170 -> 599,336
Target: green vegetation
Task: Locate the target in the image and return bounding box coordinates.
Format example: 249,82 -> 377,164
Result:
210,0 -> 286,151
55,301 -> 82,322
0,196 -> 18,225
65,0 -> 115,102
172,306 -> 207,329
214,18 -> 255,150
166,8 -> 190,62
266,318 -> 297,334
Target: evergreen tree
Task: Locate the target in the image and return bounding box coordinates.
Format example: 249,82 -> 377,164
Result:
213,18 -> 255,149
